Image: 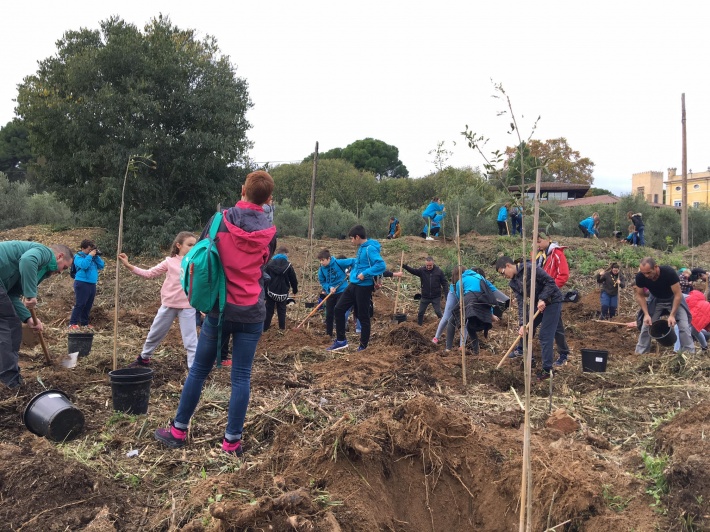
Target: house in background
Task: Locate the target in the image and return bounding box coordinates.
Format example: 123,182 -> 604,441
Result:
631,171 -> 663,205
507,182 -> 589,201
665,168 -> 710,208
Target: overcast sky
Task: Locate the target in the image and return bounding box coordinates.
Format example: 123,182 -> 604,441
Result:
2,1 -> 709,195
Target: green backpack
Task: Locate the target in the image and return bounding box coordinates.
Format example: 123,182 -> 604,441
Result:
181,213 -> 226,314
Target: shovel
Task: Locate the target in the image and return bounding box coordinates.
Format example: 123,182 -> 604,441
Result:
29,308 -> 76,368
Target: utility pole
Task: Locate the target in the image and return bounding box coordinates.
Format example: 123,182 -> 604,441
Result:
308,142 -> 318,244
681,94 -> 688,246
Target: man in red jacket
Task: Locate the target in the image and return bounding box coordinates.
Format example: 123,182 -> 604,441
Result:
534,232 -> 571,366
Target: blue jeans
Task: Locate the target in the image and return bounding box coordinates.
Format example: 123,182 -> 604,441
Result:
174,317 -> 262,441
600,292 -> 618,308
531,302 -> 565,370
636,227 -> 645,246
70,280 -> 96,325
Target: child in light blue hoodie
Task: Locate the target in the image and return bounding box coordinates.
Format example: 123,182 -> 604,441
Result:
69,239 -> 105,329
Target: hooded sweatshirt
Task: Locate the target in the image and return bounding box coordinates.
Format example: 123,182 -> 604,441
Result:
318,258 -> 349,294
265,253 -> 298,297
686,290 -> 710,332
131,256 -> 191,308
422,201 -> 443,219
509,261 -> 563,326
211,201 -> 277,323
535,242 -> 570,288
342,239 -> 386,286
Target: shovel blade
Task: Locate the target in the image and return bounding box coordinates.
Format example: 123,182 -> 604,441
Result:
60,352 -> 79,369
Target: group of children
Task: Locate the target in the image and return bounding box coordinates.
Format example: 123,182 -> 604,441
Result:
496,203 -> 523,236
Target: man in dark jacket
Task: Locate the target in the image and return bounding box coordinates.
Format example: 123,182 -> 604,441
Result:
1,241 -> 74,388
495,256 -> 566,381
264,247 -> 299,330
402,257 -> 448,326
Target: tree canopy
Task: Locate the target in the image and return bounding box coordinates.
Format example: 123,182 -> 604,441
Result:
15,15 -> 253,253
303,138 -> 408,178
0,120 -> 33,182
505,138 -> 594,186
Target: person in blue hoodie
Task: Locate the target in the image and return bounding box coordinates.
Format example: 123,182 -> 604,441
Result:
386,217 -> 401,239
421,208 -> 446,238
317,248 -> 349,337
421,197 -> 444,240
496,203 -> 510,236
69,239 -> 105,329
327,225 -> 386,352
578,213 -> 600,238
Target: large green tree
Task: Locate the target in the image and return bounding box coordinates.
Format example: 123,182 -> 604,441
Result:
0,120 -> 33,182
16,16 -> 253,253
303,138 -> 408,178
505,138 -> 594,185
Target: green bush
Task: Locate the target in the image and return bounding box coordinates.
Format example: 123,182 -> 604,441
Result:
273,199 -> 308,238
313,201 -> 357,239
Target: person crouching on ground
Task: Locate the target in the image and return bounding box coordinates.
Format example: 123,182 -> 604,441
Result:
451,267 -> 500,354
327,225 -> 386,352
634,257 -> 694,354
495,255 -> 566,381
154,170 -> 277,456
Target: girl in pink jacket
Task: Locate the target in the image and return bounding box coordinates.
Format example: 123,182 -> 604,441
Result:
118,232 -> 198,368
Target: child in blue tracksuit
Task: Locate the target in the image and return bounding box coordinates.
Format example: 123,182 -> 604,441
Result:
579,213 -> 600,238
328,225 -> 386,352
70,239 -> 105,328
452,268 -> 499,354
317,248 -> 349,337
497,203 -> 509,235
422,198 -> 444,239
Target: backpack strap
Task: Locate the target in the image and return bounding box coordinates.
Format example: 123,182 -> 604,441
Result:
210,212 -> 227,366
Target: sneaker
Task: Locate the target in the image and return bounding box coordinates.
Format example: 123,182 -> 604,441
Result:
469,338 -> 480,355
219,359 -> 232,367
431,337 -> 439,345
535,369 -> 552,382
68,324 -> 80,331
222,438 -> 244,457
508,347 -> 523,359
553,355 -> 568,367
357,345 -> 367,352
426,236 -> 435,241
128,355 -> 151,368
155,424 -> 187,449
355,327 -> 362,334
326,340 -> 348,352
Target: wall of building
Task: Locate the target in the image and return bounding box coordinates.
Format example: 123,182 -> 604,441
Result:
665,168 -> 710,207
631,171 -> 663,204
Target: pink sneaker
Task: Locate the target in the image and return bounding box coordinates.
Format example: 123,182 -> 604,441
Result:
431,337 -> 439,344
222,438 -> 243,456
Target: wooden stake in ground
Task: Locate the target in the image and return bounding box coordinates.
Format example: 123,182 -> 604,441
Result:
393,251 -> 404,316
456,212 -> 466,385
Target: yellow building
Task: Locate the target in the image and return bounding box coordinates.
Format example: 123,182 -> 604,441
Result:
631,171 -> 663,204
665,168 -> 710,208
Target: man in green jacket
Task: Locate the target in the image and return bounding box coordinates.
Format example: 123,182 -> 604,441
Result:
1,241 -> 73,388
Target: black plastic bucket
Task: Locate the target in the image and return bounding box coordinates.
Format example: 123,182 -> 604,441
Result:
650,320 -> 677,347
304,302 -> 316,309
581,349 -> 608,372
392,313 -> 407,323
108,367 -> 154,414
68,333 -> 94,357
23,390 -> 85,442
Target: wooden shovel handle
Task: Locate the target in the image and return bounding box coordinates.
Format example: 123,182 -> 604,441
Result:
495,309 -> 541,369
29,308 -> 53,365
296,292 -> 333,329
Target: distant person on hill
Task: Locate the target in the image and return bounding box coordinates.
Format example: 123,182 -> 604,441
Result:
69,239 -> 105,330
401,257 -> 448,326
634,257 -> 694,354
118,232 -> 198,368
627,211 -> 645,246
496,203 -> 509,236
421,197 -> 444,240
0,241 -> 73,389
421,208 -> 445,238
386,217 -> 401,239
510,204 -> 523,236
154,170 -> 277,456
624,224 -> 637,245
327,225 -> 386,352
263,247 -> 299,331
578,212 -> 600,238
495,255 -> 566,382
596,262 -> 626,320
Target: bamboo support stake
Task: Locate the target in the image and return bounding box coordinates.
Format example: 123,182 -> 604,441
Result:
392,251 -> 405,315
112,157 -> 133,371
456,211 -> 466,385
296,292 -> 332,329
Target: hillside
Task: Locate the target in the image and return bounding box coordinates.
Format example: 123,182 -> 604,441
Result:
1,226 -> 709,531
